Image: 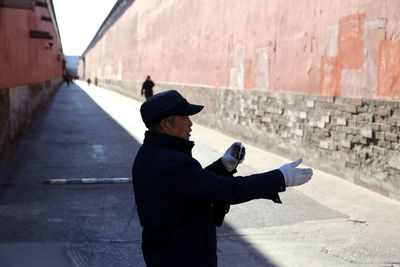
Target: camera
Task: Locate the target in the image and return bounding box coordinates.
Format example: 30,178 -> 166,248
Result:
231,144 -> 245,161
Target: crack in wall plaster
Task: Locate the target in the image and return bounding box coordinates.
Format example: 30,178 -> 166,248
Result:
229,44 -> 246,89
326,24 -> 338,58
254,46 -> 270,91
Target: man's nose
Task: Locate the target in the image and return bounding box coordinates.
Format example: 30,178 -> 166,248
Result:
188,118 -> 193,126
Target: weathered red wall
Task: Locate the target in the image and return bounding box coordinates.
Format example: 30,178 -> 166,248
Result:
0,4 -> 63,88
0,2 -> 64,166
80,0 -> 400,99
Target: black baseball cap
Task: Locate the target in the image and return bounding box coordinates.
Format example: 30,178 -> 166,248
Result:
140,90 -> 204,128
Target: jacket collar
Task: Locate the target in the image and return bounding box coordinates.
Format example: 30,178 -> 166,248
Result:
143,131 -> 194,156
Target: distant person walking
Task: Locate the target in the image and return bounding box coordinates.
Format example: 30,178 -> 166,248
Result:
141,75 -> 155,100
87,78 -> 91,86
95,76 -> 98,86
64,74 -> 70,86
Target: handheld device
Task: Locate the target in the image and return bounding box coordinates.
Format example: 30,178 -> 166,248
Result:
232,144 -> 245,161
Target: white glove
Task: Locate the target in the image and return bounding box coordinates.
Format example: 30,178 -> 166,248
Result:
279,158 -> 313,187
222,142 -> 246,172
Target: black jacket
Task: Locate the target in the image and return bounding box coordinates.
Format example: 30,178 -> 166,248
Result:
132,131 -> 285,267
142,80 -> 155,98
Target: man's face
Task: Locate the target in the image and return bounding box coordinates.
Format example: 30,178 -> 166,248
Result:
163,115 -> 193,140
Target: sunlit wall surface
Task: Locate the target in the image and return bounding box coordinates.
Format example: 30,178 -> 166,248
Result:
80,0 -> 400,99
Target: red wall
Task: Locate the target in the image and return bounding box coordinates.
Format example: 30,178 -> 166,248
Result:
80,0 -> 400,99
0,4 -> 63,88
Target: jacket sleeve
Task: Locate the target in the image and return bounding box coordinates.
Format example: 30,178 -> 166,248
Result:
204,158 -> 236,176
170,156 -> 286,205
204,159 -> 233,226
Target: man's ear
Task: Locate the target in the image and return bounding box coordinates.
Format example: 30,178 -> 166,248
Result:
159,119 -> 171,132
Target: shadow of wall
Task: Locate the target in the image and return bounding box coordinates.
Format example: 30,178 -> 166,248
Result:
0,82 -> 281,266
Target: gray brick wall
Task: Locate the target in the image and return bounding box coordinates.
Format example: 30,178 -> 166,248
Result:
101,79 -> 400,200
0,78 -> 63,166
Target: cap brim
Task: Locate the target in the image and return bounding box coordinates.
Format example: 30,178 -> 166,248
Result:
178,104 -> 204,116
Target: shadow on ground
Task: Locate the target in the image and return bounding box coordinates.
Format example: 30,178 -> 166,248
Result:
0,82 -> 279,266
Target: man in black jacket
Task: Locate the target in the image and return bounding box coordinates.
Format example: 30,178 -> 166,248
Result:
132,90 -> 313,267
141,75 -> 155,99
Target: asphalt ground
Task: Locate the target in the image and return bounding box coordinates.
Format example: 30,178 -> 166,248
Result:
0,80 -> 399,267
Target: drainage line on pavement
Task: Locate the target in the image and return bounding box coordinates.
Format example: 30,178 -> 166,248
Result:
42,177 -> 132,184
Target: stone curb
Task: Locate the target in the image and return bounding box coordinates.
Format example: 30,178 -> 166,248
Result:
42,177 -> 132,184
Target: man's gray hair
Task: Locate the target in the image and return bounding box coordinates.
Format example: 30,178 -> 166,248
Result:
148,115 -> 176,132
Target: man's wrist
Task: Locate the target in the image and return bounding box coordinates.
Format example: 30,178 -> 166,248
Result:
217,158 -> 237,175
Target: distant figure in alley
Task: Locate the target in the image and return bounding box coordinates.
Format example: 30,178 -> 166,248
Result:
141,75 -> 155,100
132,90 -> 313,267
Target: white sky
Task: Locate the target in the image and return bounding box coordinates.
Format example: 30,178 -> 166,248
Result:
53,0 -> 118,56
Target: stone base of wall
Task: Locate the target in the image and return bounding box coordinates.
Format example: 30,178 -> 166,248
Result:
100,78 -> 400,201
0,78 -> 63,166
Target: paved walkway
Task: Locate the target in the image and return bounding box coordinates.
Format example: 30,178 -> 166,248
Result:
78,81 -> 400,267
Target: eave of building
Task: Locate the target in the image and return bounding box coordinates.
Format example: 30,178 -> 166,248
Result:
46,0 -> 63,52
